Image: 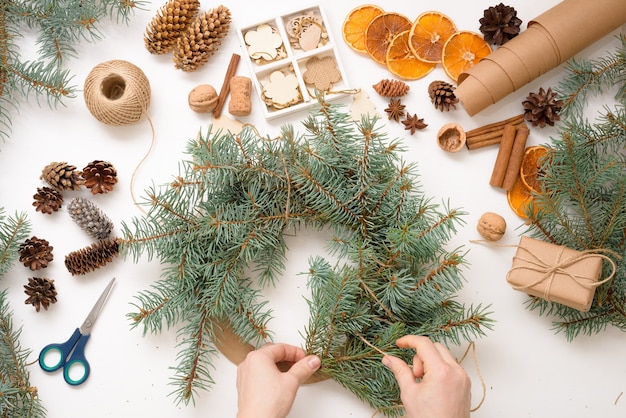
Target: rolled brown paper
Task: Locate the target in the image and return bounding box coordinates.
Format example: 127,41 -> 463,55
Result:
456,0 -> 626,116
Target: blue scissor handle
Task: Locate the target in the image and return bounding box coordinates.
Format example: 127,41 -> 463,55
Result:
39,328 -> 91,386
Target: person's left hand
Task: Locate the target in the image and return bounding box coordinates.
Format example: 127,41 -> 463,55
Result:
236,343 -> 321,418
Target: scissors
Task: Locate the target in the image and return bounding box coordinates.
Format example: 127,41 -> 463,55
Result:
38,277 -> 116,386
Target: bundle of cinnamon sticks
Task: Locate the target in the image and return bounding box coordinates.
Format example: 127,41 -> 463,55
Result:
465,113 -> 525,150
488,123 -> 529,191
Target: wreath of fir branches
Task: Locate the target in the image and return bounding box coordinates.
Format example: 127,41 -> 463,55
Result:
121,97 -> 493,414
522,35 -> 626,340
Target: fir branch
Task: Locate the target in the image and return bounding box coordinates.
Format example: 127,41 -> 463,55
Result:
0,209 -> 30,275
0,0 -> 146,142
121,99 -> 490,412
524,38 -> 626,338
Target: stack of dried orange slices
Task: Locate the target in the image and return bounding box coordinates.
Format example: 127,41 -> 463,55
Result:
342,6 -> 492,82
507,145 -> 550,219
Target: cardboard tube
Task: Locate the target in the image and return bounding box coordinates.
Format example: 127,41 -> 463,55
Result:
456,0 -> 626,116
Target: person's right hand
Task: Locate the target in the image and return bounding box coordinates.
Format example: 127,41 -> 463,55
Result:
382,335 -> 471,418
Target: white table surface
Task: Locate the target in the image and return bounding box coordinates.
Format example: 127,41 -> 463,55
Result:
1,1 -> 625,417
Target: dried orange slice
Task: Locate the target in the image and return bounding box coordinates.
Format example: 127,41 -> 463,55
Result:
408,11 -> 457,63
364,12 -> 412,65
520,145 -> 550,193
386,30 -> 436,80
507,175 -> 538,219
441,30 -> 492,82
342,5 -> 385,53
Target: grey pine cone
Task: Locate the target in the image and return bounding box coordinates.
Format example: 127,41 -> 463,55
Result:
67,197 -> 114,240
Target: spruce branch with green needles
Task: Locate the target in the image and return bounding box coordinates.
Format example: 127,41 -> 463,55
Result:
523,35 -> 626,340
121,98 -> 493,414
0,208 -> 45,418
0,0 -> 146,142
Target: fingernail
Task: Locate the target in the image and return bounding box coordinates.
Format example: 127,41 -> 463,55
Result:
308,355 -> 321,370
382,356 -> 391,368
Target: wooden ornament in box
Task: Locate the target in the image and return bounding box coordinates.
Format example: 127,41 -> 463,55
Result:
506,236 -> 617,312
237,5 -> 350,120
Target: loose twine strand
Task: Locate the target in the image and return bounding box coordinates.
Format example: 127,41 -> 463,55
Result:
83,60 -> 154,214
358,335 -> 486,417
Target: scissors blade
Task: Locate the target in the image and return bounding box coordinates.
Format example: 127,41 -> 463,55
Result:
79,277 -> 116,335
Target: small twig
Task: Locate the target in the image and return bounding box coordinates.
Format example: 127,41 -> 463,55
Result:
213,53 -> 241,118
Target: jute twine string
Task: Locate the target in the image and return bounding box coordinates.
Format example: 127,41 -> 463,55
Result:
83,60 -> 154,213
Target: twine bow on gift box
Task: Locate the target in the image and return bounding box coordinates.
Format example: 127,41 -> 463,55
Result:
507,246 -> 620,303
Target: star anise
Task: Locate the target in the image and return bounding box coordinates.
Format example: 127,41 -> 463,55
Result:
402,114 -> 428,135
384,98 -> 406,122
479,3 -> 522,46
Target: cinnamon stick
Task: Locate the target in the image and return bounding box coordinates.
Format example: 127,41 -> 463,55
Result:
213,53 -> 241,118
502,124 -> 530,191
466,113 -> 525,138
489,124 -> 517,188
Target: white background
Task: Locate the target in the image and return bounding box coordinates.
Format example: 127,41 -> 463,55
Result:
1,1 -> 625,417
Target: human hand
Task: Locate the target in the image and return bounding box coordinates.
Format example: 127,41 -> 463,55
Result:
236,343 -> 321,418
382,335 -> 471,418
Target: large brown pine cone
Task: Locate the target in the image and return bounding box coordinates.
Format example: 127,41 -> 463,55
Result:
33,187 -> 63,214
173,5 -> 231,72
479,3 -> 522,46
144,0 -> 201,54
522,87 -> 564,128
65,238 -> 121,276
83,160 -> 118,195
24,277 -> 58,312
40,162 -> 84,191
19,236 -> 54,270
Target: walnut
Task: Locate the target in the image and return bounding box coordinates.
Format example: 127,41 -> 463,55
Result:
188,84 -> 218,113
436,123 -> 466,152
477,212 -> 506,241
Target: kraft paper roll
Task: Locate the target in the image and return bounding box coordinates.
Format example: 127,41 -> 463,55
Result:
456,0 -> 626,116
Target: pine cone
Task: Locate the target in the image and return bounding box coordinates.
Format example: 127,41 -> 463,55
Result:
41,162 -> 84,191
19,236 -> 54,271
428,80 -> 458,112
65,238 -> 120,276
67,197 -> 114,240
522,87 -> 564,128
173,5 -> 231,72
33,187 -> 63,214
372,79 -> 410,97
479,3 -> 522,46
83,160 -> 118,195
144,0 -> 201,54
24,277 -> 58,312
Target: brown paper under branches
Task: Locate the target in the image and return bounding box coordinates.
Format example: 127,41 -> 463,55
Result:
456,0 -> 626,115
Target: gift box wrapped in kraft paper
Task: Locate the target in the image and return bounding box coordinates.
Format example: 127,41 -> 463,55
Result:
506,236 -> 618,312
455,0 -> 626,115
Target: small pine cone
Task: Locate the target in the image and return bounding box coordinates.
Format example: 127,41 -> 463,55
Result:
144,0 -> 201,54
19,236 -> 54,271
428,80 -> 459,112
67,197 -> 114,240
41,162 -> 84,191
24,277 -> 57,312
372,79 -> 410,97
479,3 -> 522,46
173,5 -> 232,72
522,87 -> 564,128
83,160 -> 118,195
65,238 -> 120,276
33,187 -> 63,214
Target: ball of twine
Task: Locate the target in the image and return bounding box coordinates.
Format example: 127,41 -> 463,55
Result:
84,60 -> 151,126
